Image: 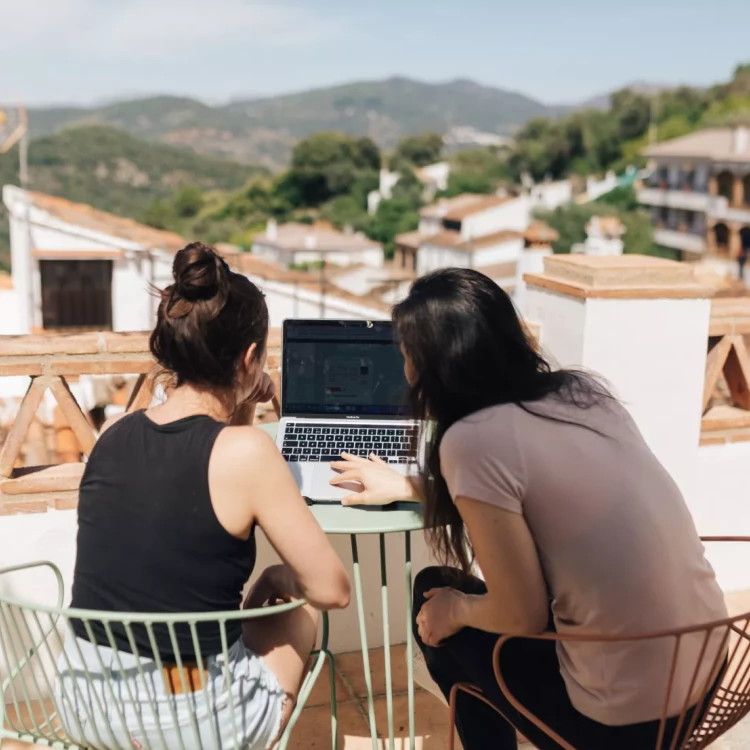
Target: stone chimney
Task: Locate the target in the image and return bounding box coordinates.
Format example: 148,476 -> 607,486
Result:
266,218 -> 278,240
733,125 -> 749,155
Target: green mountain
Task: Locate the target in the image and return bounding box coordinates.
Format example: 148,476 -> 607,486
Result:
0,125 -> 266,270
22,78 -> 565,169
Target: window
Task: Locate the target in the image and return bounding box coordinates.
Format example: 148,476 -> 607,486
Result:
40,260 -> 113,331
441,219 -> 462,232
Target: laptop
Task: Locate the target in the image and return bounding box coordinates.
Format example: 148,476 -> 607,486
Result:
276,319 -> 420,503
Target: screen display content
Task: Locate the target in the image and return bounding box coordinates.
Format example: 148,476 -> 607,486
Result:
282,321 -> 410,417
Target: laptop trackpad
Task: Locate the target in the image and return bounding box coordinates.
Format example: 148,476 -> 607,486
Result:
310,463 -> 360,502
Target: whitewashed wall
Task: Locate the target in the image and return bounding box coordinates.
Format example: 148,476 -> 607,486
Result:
252,277 -> 388,327
474,238 -> 524,266
461,196 -> 531,239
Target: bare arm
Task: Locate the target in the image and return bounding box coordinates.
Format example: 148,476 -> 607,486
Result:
212,428 -> 350,610
454,496 -> 548,635
416,497 -> 548,646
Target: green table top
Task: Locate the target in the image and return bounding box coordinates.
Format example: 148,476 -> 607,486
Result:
259,421 -> 424,535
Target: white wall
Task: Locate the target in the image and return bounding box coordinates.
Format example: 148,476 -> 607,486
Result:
474,238 -> 524,267
530,181 -> 573,211
513,247 -> 552,314
2,186 -> 171,336
0,289 -> 24,335
252,277 -> 388,327
417,246 -> 469,275
527,289 -> 709,495
461,195 -> 531,239
585,172 -> 618,202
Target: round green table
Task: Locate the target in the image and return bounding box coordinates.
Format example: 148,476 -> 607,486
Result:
260,422 -> 423,750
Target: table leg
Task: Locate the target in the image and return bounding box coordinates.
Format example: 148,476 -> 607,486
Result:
380,533 -> 395,750
351,535 -> 379,750
405,531 -> 416,750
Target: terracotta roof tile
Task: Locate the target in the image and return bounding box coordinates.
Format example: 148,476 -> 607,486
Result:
524,221 -> 559,244
424,229 -> 522,252
27,191 -> 186,252
443,194 -> 513,221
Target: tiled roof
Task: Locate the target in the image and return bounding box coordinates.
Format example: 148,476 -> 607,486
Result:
253,223 -> 382,253
444,194 -> 513,220
26,191 -> 186,252
524,221 -> 559,244
419,194 -> 492,219
423,228 -> 522,252
223,251 -> 392,313
394,230 -> 428,250
643,128 -> 750,163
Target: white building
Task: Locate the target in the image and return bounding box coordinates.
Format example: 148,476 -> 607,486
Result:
394,193 -> 558,309
2,186 -> 182,336
252,220 -> 384,269
572,216 -> 627,256
367,162 -> 451,215
637,126 -> 750,281
1,188 -> 390,339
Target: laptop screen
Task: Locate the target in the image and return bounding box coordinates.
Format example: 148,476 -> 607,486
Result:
281,320 -> 412,418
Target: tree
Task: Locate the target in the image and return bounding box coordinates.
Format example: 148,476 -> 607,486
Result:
172,185 -> 203,218
285,132 -> 380,207
365,198 -> 420,259
141,200 -> 173,230
394,132 -> 444,167
611,89 -> 651,142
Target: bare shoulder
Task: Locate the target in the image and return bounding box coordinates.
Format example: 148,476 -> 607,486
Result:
211,425 -> 281,474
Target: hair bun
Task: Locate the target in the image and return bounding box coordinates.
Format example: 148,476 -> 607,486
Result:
172,242 -> 229,302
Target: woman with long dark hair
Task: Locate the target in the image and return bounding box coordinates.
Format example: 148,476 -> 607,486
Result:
331,268 -> 726,749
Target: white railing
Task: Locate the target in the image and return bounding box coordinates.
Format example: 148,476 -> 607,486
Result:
653,229 -> 706,254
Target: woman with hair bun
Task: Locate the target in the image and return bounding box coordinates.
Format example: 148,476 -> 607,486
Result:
57,243 -> 350,749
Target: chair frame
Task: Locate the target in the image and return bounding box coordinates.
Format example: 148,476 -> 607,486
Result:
0,561 -> 336,750
448,537 -> 750,750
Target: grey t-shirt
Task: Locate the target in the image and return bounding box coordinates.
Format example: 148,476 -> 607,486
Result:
440,395 -> 727,726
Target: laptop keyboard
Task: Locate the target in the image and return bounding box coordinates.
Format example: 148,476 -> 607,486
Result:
281,423 -> 418,464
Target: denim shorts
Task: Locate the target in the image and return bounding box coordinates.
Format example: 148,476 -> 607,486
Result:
54,636 -> 286,750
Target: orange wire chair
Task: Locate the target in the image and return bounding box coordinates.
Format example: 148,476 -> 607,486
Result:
448,537 -> 750,750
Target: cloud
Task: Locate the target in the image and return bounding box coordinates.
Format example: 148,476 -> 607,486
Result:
0,0 -> 346,57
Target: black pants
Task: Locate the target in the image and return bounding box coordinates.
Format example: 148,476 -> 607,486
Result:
413,567 -> 709,750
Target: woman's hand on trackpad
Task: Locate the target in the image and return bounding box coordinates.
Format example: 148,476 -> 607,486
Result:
330,453 -> 417,506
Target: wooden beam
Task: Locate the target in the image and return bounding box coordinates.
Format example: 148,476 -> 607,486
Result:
703,336 -> 733,412
48,377 -> 97,456
0,377 -> 49,478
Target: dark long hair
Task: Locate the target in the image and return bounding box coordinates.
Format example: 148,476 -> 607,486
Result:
392,268 -> 612,574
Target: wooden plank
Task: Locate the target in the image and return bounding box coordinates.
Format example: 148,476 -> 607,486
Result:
48,377 -> 97,456
0,463 -> 85,496
724,335 -> 750,412
703,336 -> 733,412
126,372 -> 157,412
0,377 -> 49,478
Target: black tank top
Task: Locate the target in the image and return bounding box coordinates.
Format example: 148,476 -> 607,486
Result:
71,411 -> 257,661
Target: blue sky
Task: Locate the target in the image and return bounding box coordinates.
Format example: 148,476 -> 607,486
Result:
1,0 -> 749,106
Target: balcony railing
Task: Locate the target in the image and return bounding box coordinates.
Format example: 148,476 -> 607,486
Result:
702,297 -> 750,445
638,187 -> 712,213
0,330 -> 281,514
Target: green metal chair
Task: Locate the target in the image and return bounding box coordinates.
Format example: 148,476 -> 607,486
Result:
0,561 -> 336,749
